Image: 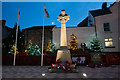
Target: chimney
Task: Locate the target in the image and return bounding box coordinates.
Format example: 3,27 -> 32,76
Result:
2,20 -> 6,26
102,2 -> 107,9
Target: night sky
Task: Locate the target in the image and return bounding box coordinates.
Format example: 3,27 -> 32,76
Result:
2,2 -> 114,29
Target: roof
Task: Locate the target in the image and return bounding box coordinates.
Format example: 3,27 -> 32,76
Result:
89,2 -> 117,17
0,20 -> 6,22
0,20 -> 6,26
2,26 -> 12,31
109,2 -> 116,8
77,17 -> 88,27
89,8 -> 112,17
77,2 -> 117,27
22,25 -> 56,30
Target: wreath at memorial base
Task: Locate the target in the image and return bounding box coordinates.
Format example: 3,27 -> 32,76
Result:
53,60 -> 72,71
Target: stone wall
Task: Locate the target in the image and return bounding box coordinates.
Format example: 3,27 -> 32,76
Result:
22,26 -> 55,49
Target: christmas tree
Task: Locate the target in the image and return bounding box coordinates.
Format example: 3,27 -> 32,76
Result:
26,40 -> 32,49
69,34 -> 78,50
34,45 -> 41,56
27,45 -> 41,56
8,44 -> 19,55
46,41 -> 56,52
26,40 -> 41,56
90,37 -> 103,52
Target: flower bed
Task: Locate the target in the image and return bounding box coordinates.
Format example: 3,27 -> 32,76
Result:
2,53 -> 120,66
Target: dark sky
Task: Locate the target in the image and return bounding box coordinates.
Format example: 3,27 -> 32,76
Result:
2,2 -> 114,29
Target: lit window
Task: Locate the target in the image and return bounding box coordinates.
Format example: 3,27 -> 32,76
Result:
105,38 -> 113,47
105,39 -> 108,41
109,38 -> 112,41
103,23 -> 110,31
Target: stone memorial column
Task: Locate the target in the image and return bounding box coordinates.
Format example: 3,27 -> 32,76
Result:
56,10 -> 71,63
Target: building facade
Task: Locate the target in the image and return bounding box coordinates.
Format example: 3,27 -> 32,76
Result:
53,2 -> 120,52
1,20 -> 13,40
93,2 -> 120,52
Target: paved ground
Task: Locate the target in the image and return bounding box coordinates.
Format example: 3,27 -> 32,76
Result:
1,65 -> 120,78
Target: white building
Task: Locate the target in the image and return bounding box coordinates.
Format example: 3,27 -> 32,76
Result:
52,2 -> 120,52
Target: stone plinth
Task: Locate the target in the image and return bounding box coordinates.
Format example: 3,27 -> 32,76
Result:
56,49 -> 72,63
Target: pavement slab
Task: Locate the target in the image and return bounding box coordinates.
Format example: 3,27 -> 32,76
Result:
1,65 -> 120,79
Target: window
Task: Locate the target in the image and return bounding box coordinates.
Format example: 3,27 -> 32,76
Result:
105,38 -> 113,47
103,23 -> 110,31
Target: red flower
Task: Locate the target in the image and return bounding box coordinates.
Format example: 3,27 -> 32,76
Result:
74,61 -> 77,65
52,64 -> 54,68
56,60 -> 61,64
77,57 -> 81,62
65,61 -> 70,67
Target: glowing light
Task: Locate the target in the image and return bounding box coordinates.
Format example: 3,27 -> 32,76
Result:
105,38 -> 113,47
83,73 -> 87,77
52,22 -> 54,24
42,73 -> 45,76
105,39 -> 108,41
105,42 -> 113,46
109,38 -> 112,41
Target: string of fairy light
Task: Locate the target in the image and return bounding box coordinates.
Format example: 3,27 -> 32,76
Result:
69,34 -> 78,50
